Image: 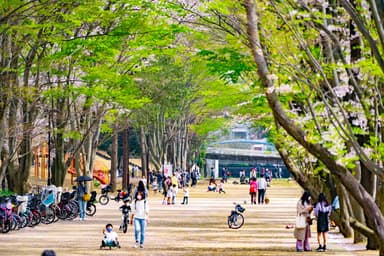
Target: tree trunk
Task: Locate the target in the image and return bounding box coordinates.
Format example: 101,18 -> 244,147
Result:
140,126 -> 147,178
361,164 -> 379,249
122,128 -> 129,189
350,161 -> 366,244
7,97 -> 22,193
337,184 -> 354,237
111,128 -> 118,192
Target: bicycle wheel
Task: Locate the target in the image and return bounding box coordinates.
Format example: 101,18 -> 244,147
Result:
31,210 -> 41,226
228,213 -> 244,229
1,218 -> 11,233
123,217 -> 128,233
41,206 -> 55,224
86,203 -> 96,216
66,202 -> 78,220
99,195 -> 109,205
49,205 -> 60,222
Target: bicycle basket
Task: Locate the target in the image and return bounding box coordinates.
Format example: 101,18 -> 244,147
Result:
236,205 -> 245,213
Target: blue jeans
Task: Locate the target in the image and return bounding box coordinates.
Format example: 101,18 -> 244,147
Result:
134,218 -> 146,245
79,199 -> 87,220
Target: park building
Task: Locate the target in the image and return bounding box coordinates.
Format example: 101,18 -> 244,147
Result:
204,124 -> 288,179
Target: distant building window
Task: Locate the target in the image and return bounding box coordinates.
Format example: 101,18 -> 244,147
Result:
232,132 -> 247,139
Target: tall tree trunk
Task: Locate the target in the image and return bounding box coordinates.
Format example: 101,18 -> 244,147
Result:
350,161 -> 366,243
122,128 -> 129,189
111,128 -> 118,191
361,164 -> 379,249
7,96 -> 22,193
52,97 -> 67,187
140,126 -> 147,178
337,184 -> 354,237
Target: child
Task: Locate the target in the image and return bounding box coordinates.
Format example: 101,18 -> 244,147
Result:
314,193 -> 332,252
151,180 -> 158,195
218,180 -> 226,194
102,223 -> 119,247
171,184 -> 177,204
181,184 -> 189,205
166,185 -> 173,205
119,198 -> 131,230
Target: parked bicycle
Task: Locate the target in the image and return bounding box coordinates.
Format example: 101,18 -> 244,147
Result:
99,185 -> 132,206
228,203 -> 245,229
98,185 -> 112,205
85,191 -> 97,216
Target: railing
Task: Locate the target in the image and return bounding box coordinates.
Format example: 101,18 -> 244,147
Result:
206,147 -> 281,158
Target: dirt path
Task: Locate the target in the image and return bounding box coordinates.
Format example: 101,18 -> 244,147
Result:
0,179 -> 378,255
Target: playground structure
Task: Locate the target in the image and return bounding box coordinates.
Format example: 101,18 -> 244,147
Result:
66,154 -> 110,185
32,143 -> 110,185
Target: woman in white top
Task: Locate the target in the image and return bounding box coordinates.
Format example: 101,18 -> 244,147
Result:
130,191 -> 149,248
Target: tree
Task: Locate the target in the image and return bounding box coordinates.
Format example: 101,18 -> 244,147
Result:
243,0 -> 384,253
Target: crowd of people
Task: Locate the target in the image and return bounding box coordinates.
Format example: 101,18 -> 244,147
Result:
99,166 -> 335,253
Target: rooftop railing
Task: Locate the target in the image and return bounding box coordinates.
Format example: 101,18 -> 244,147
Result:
206,147 -> 280,158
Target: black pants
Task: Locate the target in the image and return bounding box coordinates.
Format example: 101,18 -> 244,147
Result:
182,196 -> 188,204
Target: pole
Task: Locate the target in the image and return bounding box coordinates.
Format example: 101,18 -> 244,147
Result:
47,111 -> 51,186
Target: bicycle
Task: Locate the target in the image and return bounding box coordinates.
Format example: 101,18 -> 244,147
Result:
98,185 -> 112,205
86,191 -> 97,216
227,203 -> 245,229
119,199 -> 131,233
99,185 -> 132,206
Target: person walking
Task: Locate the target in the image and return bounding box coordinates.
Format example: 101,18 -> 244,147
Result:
294,191 -> 313,252
156,171 -> 163,193
76,181 -> 87,221
249,177 -> 257,204
314,193 -> 332,252
130,191 -> 149,249
134,180 -> 149,199
257,174 -> 267,204
222,167 -> 227,183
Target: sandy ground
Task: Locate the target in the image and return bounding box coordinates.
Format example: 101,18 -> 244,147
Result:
0,179 -> 378,256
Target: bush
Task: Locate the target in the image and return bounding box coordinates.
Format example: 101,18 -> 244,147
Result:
94,179 -> 101,188
0,190 -> 15,196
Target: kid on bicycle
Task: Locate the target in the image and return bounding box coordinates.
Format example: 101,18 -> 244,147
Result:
119,198 -> 131,230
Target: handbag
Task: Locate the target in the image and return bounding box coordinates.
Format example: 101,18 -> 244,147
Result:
83,193 -> 91,201
295,214 -> 306,229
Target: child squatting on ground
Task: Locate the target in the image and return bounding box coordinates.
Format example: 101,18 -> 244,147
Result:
101,223 -> 119,247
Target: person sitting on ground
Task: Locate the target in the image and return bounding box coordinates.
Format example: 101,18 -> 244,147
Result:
102,223 -> 119,247
218,180 -> 226,194
207,178 -> 217,192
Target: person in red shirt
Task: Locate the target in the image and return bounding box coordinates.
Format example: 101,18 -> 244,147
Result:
249,177 -> 258,204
